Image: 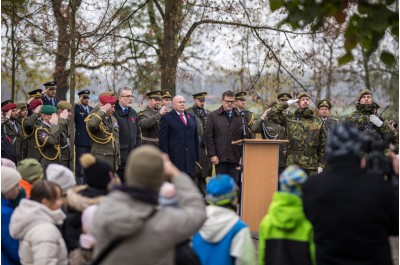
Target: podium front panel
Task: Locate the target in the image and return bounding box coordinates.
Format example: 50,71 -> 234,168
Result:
241,142 -> 279,232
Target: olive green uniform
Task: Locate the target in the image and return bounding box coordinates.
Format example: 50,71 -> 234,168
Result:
3,117 -> 23,162
23,113 -> 42,161
138,106 -> 161,147
240,109 -> 255,139
186,105 -> 212,192
86,109 -> 121,171
35,120 -> 64,172
268,102 -> 327,175
59,122 -> 70,168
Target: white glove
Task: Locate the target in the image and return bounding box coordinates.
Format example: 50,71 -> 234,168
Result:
287,99 -> 299,105
318,167 -> 323,173
370,114 -> 383,127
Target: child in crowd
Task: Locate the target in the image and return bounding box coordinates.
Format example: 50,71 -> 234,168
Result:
63,154 -> 120,254
69,205 -> 98,265
158,181 -> 179,207
17,158 -> 43,198
193,174 -> 256,265
2,158 -> 25,208
47,163 -> 76,204
2,166 -> 22,265
258,165 -> 315,265
10,179 -> 68,265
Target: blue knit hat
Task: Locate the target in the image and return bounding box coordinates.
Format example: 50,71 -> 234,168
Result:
206,174 -> 237,205
279,165 -> 308,196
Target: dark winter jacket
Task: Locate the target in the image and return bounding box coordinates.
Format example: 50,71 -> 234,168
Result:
302,156 -> 399,265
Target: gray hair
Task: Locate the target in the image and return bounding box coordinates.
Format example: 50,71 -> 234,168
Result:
117,87 -> 132,97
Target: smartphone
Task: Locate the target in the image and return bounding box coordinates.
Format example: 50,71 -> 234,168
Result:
167,101 -> 173,111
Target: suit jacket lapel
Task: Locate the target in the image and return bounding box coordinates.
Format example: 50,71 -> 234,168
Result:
172,111 -> 186,126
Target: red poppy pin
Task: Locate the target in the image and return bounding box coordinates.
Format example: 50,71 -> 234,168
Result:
186,114 -> 190,119
131,117 -> 135,123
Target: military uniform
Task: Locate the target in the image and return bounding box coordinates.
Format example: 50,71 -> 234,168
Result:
235,91 -> 255,138
138,90 -> 163,147
346,89 -> 398,149
85,109 -> 120,171
317,100 -> 338,132
41,81 -> 60,107
3,117 -> 22,162
35,119 -> 64,172
23,112 -> 43,161
75,90 -> 93,182
186,92 -> 212,193
57,101 -> 73,168
267,94 -> 326,176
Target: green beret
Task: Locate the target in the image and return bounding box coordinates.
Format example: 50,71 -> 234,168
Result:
297,92 -> 311,100
358,89 -> 372,102
317,99 -> 332,109
40,105 -> 57,115
57,101 -> 73,111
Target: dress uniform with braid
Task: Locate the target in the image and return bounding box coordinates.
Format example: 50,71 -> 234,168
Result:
23,99 -> 43,161
85,95 -> 120,171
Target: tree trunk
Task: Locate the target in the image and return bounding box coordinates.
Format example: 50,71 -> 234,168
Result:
52,0 -> 71,100
362,49 -> 371,91
160,1 -> 181,95
11,14 -> 16,102
69,0 -> 77,172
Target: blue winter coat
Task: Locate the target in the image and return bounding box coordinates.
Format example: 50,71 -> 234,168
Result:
1,195 -> 20,265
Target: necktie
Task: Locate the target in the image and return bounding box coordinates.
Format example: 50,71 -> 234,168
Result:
14,123 -> 18,133
85,107 -> 89,114
124,108 -> 128,114
179,113 -> 187,126
51,98 -> 55,106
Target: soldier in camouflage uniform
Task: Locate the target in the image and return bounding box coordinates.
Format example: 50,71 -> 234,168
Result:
138,90 -> 168,147
235,91 -> 255,138
85,95 -> 120,171
267,92 -> 327,176
23,99 -> 43,161
35,105 -> 68,173
56,101 -> 73,168
346,89 -> 398,149
1,102 -> 23,162
186,92 -> 212,194
251,101 -> 288,175
317,99 -> 338,133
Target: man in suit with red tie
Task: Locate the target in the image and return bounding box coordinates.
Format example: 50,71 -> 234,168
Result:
159,95 -> 199,177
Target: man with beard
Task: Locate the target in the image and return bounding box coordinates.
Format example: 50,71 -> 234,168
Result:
41,81 -> 60,107
346,89 -> 397,149
268,92 -> 326,176
186,92 -> 212,194
113,87 -> 141,182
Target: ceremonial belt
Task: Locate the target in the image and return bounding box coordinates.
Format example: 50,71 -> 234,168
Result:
142,136 -> 159,142
289,149 -> 317,156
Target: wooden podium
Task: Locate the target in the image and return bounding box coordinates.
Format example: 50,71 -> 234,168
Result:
233,139 -> 288,232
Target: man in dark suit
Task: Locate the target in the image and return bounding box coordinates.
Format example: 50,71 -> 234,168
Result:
113,87 -> 141,182
41,81 -> 60,107
159,95 -> 199,176
74,90 -> 93,184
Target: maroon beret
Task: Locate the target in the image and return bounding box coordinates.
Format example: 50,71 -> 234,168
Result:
28,99 -> 43,110
99,95 -> 116,105
1,103 -> 17,113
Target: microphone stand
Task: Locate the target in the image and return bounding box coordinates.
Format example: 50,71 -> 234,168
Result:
238,110 -> 246,217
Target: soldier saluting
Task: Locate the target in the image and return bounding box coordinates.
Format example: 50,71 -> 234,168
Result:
85,94 -> 120,171
35,105 -> 68,173
138,90 -> 167,147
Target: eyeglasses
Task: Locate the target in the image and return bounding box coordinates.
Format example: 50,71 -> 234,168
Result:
223,100 -> 235,104
121,95 -> 133,98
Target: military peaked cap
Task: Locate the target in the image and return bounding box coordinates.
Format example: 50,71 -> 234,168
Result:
146,90 -> 162,99
43,81 -> 57,87
297,92 -> 311,100
317,99 -> 332,109
161,90 -> 172,99
28,89 -> 43,98
193,92 -> 207,101
16,103 -> 27,110
78,90 -> 90,96
277,92 -> 292,101
235,91 -> 247,99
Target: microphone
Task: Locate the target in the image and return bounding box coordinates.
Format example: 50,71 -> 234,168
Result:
241,110 -> 247,137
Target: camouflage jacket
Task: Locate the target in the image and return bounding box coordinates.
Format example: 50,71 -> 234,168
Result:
138,106 -> 161,147
346,104 -> 397,141
267,103 -> 326,170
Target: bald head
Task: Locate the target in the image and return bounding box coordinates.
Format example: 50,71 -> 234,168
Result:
172,95 -> 186,113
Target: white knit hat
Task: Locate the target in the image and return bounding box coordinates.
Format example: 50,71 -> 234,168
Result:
1,166 -> 21,193
46,164 -> 76,194
1,158 -> 16,169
